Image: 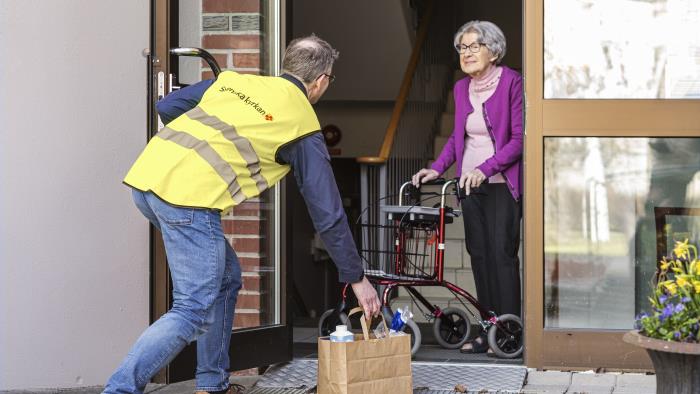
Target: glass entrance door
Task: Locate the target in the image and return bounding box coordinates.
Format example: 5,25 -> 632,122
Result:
149,0 -> 291,383
523,0 -> 700,370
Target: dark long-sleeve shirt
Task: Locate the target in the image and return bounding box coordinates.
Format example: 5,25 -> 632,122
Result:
155,76 -> 364,283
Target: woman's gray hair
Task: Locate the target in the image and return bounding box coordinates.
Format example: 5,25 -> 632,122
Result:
282,34 -> 339,83
454,20 -> 506,64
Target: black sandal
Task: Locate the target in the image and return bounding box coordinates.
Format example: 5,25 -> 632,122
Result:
460,335 -> 489,354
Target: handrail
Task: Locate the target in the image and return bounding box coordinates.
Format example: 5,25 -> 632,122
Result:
356,0 -> 436,164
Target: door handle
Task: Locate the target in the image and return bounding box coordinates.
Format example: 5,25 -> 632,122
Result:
168,47 -> 222,94
169,47 -> 222,77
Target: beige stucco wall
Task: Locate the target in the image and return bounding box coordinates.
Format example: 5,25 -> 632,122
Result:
0,1 -> 150,389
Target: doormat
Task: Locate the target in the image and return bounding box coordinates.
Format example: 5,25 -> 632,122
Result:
253,359 -> 526,392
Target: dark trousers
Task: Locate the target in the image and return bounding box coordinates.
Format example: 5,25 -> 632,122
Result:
460,183 -> 522,319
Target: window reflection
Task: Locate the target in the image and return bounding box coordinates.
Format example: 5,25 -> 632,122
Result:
545,0 -> 700,99
544,137 -> 700,329
177,0 -> 280,330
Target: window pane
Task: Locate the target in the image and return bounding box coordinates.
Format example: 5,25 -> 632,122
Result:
544,0 -> 700,99
544,137 -> 700,329
179,0 -> 281,330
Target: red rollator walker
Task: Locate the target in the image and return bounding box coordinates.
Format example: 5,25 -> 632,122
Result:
318,178 -> 523,358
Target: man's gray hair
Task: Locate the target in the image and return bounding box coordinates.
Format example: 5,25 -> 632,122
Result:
454,20 -> 506,64
282,34 -> 339,83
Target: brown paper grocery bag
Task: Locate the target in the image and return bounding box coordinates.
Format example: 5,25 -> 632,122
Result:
317,307 -> 412,394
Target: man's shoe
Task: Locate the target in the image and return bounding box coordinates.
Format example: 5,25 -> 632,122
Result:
194,383 -> 245,394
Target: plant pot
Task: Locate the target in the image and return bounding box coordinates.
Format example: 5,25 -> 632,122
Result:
623,330 -> 700,394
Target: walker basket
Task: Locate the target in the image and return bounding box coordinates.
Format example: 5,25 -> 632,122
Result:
357,216 -> 439,280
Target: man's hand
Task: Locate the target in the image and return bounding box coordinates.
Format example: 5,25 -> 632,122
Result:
459,169 -> 486,195
411,168 -> 440,187
351,277 -> 381,318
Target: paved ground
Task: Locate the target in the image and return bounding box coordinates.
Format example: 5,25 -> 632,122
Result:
521,370 -> 656,394
1,367 -> 657,394
3,327 -> 657,393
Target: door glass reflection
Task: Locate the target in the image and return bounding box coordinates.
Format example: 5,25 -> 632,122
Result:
544,137 -> 700,329
544,0 -> 700,99
178,0 -> 280,330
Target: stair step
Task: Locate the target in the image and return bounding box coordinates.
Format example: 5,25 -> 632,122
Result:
439,112 -> 454,136
425,64 -> 451,102
392,267 -> 477,299
438,165 -> 456,181
445,90 -> 455,114
434,136 -> 449,158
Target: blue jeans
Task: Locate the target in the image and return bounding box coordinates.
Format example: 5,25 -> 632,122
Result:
104,190 -> 242,394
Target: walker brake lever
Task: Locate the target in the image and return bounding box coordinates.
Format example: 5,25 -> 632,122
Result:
455,182 -> 466,201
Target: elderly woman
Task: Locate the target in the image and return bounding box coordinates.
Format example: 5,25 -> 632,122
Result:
412,20 -> 523,354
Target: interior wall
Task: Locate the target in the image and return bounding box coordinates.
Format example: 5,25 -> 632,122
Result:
292,0 -> 412,101
292,0 -> 414,159
0,1 -> 150,389
314,102 -> 392,158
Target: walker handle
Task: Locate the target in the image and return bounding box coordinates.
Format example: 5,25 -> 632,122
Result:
416,177 -> 447,187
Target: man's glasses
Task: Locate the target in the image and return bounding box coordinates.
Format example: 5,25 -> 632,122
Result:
455,42 -> 485,54
320,73 -> 336,83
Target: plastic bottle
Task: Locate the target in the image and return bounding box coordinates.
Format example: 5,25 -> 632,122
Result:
390,307 -> 414,333
329,325 -> 354,342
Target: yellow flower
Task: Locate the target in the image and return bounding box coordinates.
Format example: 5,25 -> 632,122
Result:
660,259 -> 671,271
694,280 -> 700,294
665,282 -> 678,295
677,276 -> 689,287
674,239 -> 690,260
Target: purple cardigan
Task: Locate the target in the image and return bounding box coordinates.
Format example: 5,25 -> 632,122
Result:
431,66 -> 523,201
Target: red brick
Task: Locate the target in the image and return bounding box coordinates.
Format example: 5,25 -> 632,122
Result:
237,293 -> 261,309
203,34 -> 260,49
232,202 -> 262,217
239,256 -> 262,272
231,237 -> 263,254
233,312 -> 260,328
202,53 -> 228,69
223,219 -> 263,235
233,53 -> 260,68
203,0 -> 259,13
242,275 -> 261,292
238,257 -> 263,274
201,71 -> 216,80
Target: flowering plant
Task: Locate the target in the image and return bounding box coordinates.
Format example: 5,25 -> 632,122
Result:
636,240 -> 700,342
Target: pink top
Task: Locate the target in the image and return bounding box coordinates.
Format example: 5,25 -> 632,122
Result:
461,65 -> 505,183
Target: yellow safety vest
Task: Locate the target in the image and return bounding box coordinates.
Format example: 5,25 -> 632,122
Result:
124,71 -> 320,212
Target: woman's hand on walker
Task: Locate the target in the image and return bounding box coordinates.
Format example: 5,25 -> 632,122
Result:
351,277 -> 381,318
411,168 -> 439,187
459,169 -> 486,195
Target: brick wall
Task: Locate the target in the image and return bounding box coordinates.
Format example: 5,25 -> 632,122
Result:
201,0 -> 263,80
200,0 -> 269,331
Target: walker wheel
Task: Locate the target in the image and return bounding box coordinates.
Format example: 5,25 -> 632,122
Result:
487,314 -> 523,358
318,309 -> 351,337
432,307 -> 472,349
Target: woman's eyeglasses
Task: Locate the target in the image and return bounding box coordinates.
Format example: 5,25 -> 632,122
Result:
455,42 -> 485,54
